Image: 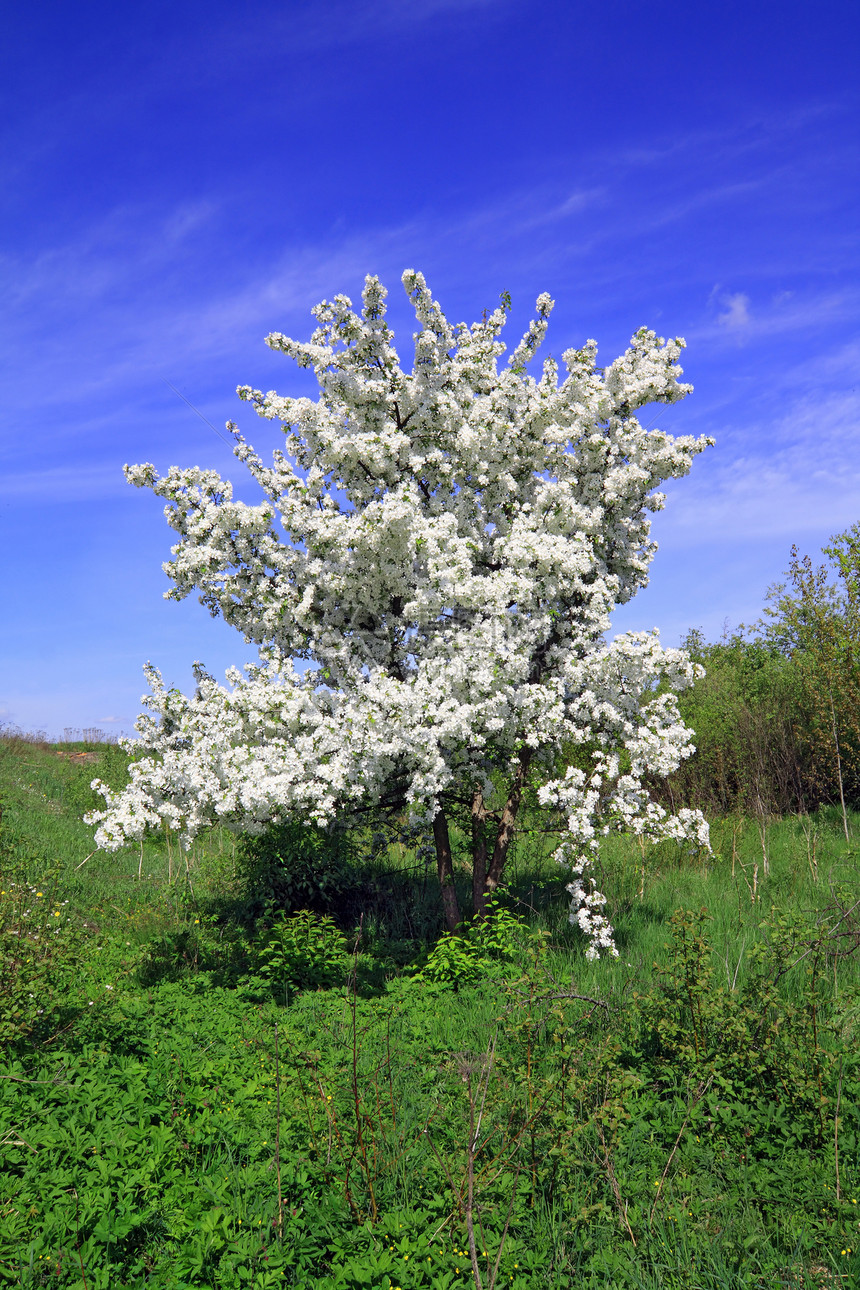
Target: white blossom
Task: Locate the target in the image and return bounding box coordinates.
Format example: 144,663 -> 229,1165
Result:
88,272 -> 712,957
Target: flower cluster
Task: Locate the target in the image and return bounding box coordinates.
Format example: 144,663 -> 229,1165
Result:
88,271 -> 712,956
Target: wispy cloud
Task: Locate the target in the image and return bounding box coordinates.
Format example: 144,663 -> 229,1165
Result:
658,385 -> 860,544
3,101 -> 857,514
263,0 -> 510,52
694,286 -> 858,347
717,291 -> 752,331
0,464 -> 137,502
0,184 -> 605,434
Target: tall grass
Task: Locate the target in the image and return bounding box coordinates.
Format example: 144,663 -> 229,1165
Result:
1,730 -> 859,1288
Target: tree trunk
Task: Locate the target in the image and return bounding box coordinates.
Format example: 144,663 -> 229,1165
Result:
483,745 -> 532,900
433,808 -> 461,932
471,790 -> 489,919
436,748 -> 532,930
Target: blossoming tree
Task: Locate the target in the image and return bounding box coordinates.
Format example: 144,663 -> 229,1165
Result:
90,272 -> 712,957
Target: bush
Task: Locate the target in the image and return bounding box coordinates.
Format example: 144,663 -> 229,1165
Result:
419,900 -> 547,986
657,630 -> 813,816
237,819 -> 355,918
255,909 -> 349,994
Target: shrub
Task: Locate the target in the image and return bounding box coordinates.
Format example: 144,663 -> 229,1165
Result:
237,819 -> 355,918
255,909 -> 349,994
419,900 -> 546,986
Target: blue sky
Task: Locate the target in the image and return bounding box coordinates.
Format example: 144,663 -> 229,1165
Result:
1,0 -> 858,737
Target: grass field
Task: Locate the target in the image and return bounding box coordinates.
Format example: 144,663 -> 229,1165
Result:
2,730 -> 860,1288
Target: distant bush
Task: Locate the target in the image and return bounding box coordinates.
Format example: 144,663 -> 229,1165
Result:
655,630 -> 813,816
0,723 -> 50,752
656,525 -> 860,818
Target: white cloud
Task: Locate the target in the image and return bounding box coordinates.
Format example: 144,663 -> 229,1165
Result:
717,291 -> 751,331
773,336 -> 860,388
694,287 -> 858,347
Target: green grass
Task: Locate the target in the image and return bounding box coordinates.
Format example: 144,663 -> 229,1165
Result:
2,732 -> 860,1288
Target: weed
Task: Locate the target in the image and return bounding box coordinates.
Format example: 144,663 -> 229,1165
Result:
257,910 -> 349,997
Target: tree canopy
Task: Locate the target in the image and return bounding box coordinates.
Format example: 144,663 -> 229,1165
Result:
90,272 -> 712,956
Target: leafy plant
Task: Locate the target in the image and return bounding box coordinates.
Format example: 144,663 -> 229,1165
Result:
238,820 -> 356,918
419,902 -> 543,986
256,909 -> 348,994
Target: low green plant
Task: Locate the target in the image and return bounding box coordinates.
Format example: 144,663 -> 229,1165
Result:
419,901 -> 544,987
0,872 -> 86,1050
256,909 -> 349,994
